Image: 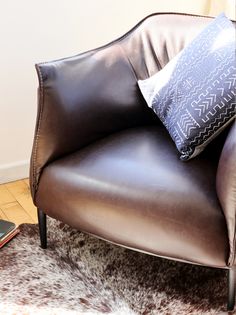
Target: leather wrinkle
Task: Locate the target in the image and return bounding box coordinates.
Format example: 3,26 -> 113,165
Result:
38,127 -> 230,266
31,13 -> 235,268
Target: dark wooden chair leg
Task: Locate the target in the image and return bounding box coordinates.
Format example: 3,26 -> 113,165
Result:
37,208 -> 47,249
227,267 -> 236,311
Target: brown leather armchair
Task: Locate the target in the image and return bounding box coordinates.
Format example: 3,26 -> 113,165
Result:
30,13 -> 236,311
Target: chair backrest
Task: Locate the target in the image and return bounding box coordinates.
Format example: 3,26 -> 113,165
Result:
119,13 -> 215,78
31,13 -> 235,196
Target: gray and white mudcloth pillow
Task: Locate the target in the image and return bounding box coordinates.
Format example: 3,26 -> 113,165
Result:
138,13 -> 236,161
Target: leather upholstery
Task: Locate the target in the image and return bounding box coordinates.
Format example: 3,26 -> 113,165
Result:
36,125 -> 228,267
30,13 -> 236,268
217,120 -> 236,266
30,13 -> 214,199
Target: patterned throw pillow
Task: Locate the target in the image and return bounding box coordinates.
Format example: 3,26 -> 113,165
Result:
138,13 -> 236,161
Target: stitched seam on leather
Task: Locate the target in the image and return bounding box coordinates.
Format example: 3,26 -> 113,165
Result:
233,212 -> 236,265
32,65 -> 44,200
231,126 -> 236,265
87,229 -> 228,269
36,13 -> 214,68
232,143 -> 236,265
226,211 -> 236,266
220,123 -> 236,266
229,209 -> 236,266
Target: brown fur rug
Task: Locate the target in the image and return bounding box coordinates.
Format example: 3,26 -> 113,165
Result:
0,218 -> 233,315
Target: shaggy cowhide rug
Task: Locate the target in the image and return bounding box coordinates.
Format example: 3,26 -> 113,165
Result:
0,218 -> 233,315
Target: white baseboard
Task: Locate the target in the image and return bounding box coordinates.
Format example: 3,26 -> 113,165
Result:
0,160 -> 30,184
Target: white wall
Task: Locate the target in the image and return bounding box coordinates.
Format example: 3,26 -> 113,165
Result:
0,0 -> 234,183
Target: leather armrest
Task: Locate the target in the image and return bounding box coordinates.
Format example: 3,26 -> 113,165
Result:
216,119 -> 236,266
30,45 -> 155,200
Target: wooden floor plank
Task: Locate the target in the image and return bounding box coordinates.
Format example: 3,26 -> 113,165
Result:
0,179 -> 38,225
5,180 -> 37,223
0,208 -> 9,220
23,178 -> 30,187
1,201 -> 34,226
0,184 -> 15,206
5,180 -> 28,197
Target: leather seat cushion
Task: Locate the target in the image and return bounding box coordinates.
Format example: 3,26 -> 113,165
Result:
36,125 -> 229,267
